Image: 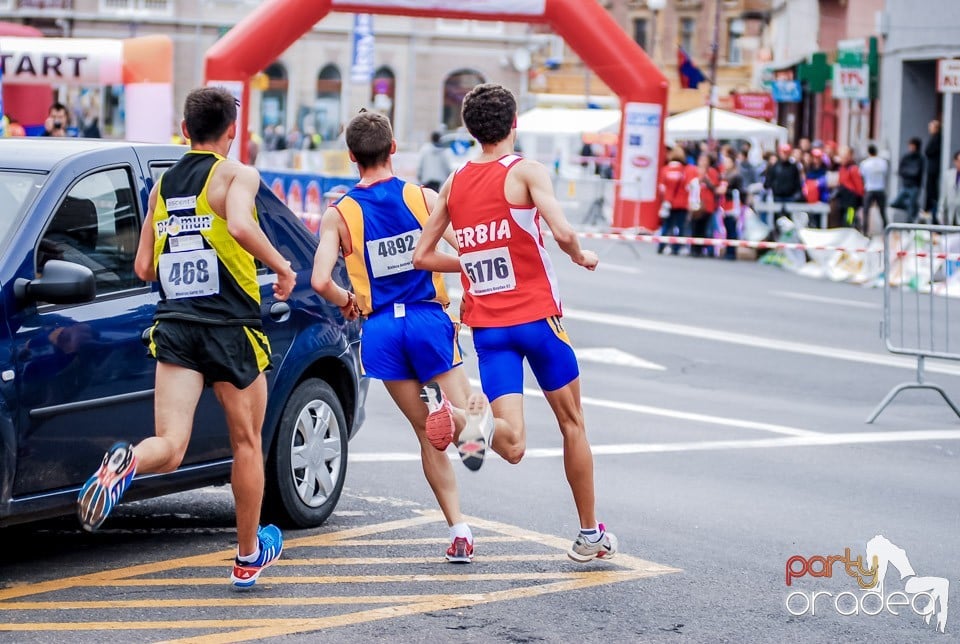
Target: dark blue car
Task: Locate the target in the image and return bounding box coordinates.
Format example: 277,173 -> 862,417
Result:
0,139 -> 366,528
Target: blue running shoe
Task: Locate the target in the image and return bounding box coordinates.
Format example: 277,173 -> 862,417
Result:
231,524 -> 284,588
77,441 -> 137,532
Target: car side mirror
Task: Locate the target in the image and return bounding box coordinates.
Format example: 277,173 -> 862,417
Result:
15,259 -> 96,306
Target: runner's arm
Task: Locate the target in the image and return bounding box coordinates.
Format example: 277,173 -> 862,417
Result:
225,165 -> 296,300
522,160 -> 598,270
421,186 -> 461,258
133,184 -> 159,282
413,179 -> 462,273
311,208 -> 358,319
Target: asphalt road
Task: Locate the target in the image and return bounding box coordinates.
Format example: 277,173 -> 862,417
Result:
3,239 -> 960,643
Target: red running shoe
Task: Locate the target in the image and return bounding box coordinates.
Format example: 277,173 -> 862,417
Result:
420,381 -> 454,451
446,536 -> 474,563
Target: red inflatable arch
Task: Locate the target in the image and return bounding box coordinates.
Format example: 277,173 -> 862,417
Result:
205,0 -> 667,230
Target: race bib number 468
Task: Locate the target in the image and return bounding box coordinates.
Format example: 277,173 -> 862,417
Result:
158,248 -> 220,299
460,247 -> 516,296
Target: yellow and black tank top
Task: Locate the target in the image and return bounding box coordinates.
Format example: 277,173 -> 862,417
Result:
153,151 -> 261,327
336,177 -> 448,316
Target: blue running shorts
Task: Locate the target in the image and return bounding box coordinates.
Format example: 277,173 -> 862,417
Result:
472,316 -> 579,402
360,301 -> 462,383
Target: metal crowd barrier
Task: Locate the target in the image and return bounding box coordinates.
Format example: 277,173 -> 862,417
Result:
552,175 -> 617,227
753,197 -> 831,229
867,223 -> 960,423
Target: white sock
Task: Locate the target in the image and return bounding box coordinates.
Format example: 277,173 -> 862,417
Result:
580,526 -> 602,543
237,544 -> 260,563
450,522 -> 473,542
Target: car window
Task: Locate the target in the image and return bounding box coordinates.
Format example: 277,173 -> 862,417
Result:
0,171 -> 45,246
149,162 -> 173,183
37,168 -> 144,298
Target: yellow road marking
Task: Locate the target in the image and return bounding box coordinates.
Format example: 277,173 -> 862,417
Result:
78,572 -> 582,586
330,536 -> 523,546
0,594 -> 479,611
0,509 -> 682,641
197,554 -> 571,566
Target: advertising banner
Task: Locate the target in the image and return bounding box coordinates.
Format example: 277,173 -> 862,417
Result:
333,0 -> 545,15
619,102 -> 661,202
0,37 -> 122,85
350,14 -> 375,84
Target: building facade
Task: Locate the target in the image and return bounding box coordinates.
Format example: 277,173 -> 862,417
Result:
4,0 -> 533,149
879,0 -> 960,182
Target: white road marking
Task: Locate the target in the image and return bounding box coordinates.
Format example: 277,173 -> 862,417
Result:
562,307 -> 960,376
770,290 -> 879,309
466,378 -> 818,437
571,347 -> 666,371
599,263 -> 642,274
350,429 -> 960,462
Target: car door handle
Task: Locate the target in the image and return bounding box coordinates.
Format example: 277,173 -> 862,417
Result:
141,327 -> 152,347
269,301 -> 291,323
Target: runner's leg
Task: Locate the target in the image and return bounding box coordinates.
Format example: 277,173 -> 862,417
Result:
214,373 -> 268,558
542,379 -> 597,529
433,367 -> 525,465
384,378 -> 464,527
135,361 -> 203,472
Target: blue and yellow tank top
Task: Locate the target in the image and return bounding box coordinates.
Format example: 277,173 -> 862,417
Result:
152,151 -> 261,326
336,177 -> 448,316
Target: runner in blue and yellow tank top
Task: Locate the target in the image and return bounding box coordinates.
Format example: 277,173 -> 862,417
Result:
311,111 -> 522,563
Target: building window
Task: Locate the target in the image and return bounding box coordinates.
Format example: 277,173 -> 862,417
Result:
442,69 -> 485,131
261,62 -> 288,139
680,17 -> 695,54
633,18 -> 648,51
727,19 -> 744,64
371,66 -> 396,125
311,64 -> 342,144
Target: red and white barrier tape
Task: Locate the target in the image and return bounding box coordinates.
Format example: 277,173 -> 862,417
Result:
569,230 -> 960,261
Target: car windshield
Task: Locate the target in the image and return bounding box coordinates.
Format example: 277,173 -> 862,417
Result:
0,170 -> 45,245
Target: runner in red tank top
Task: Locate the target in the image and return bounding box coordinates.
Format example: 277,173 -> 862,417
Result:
414,84 -> 618,563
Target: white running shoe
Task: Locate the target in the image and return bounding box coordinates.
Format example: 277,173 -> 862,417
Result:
456,393 -> 494,471
567,523 -> 618,563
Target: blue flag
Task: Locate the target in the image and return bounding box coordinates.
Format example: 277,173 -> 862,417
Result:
677,46 -> 706,89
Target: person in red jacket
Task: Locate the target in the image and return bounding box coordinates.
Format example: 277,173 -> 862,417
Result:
832,146 -> 865,228
658,146 -> 699,255
690,153 -> 720,257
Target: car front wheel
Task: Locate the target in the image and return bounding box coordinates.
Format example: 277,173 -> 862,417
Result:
264,378 -> 348,528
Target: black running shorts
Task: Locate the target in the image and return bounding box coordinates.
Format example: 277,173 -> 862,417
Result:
148,319 -> 271,389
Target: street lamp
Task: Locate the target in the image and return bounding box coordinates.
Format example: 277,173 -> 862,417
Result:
648,0 -> 667,66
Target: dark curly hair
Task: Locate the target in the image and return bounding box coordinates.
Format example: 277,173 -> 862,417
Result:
346,110 -> 393,169
461,83 -> 517,146
183,87 -> 237,144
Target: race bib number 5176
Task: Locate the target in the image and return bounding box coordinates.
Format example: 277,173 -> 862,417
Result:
460,247 -> 516,296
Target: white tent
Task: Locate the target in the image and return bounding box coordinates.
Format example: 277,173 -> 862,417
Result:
665,106 -> 788,152
516,108 -> 620,177
516,107 -> 621,135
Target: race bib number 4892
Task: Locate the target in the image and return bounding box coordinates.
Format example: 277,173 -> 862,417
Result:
366,229 -> 421,278
460,247 -> 516,296
158,248 -> 220,299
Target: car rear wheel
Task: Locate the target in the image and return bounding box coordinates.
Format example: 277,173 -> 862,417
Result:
264,378 -> 348,528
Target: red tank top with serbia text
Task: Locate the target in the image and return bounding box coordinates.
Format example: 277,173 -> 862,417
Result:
446,154 -> 561,328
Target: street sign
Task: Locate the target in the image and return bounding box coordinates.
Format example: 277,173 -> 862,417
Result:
833,64 -> 869,100
771,80 -> 801,103
836,38 -> 865,68
732,92 -> 775,120
937,59 -> 960,93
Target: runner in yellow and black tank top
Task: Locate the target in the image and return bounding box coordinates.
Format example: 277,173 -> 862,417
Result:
152,150 -> 261,327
